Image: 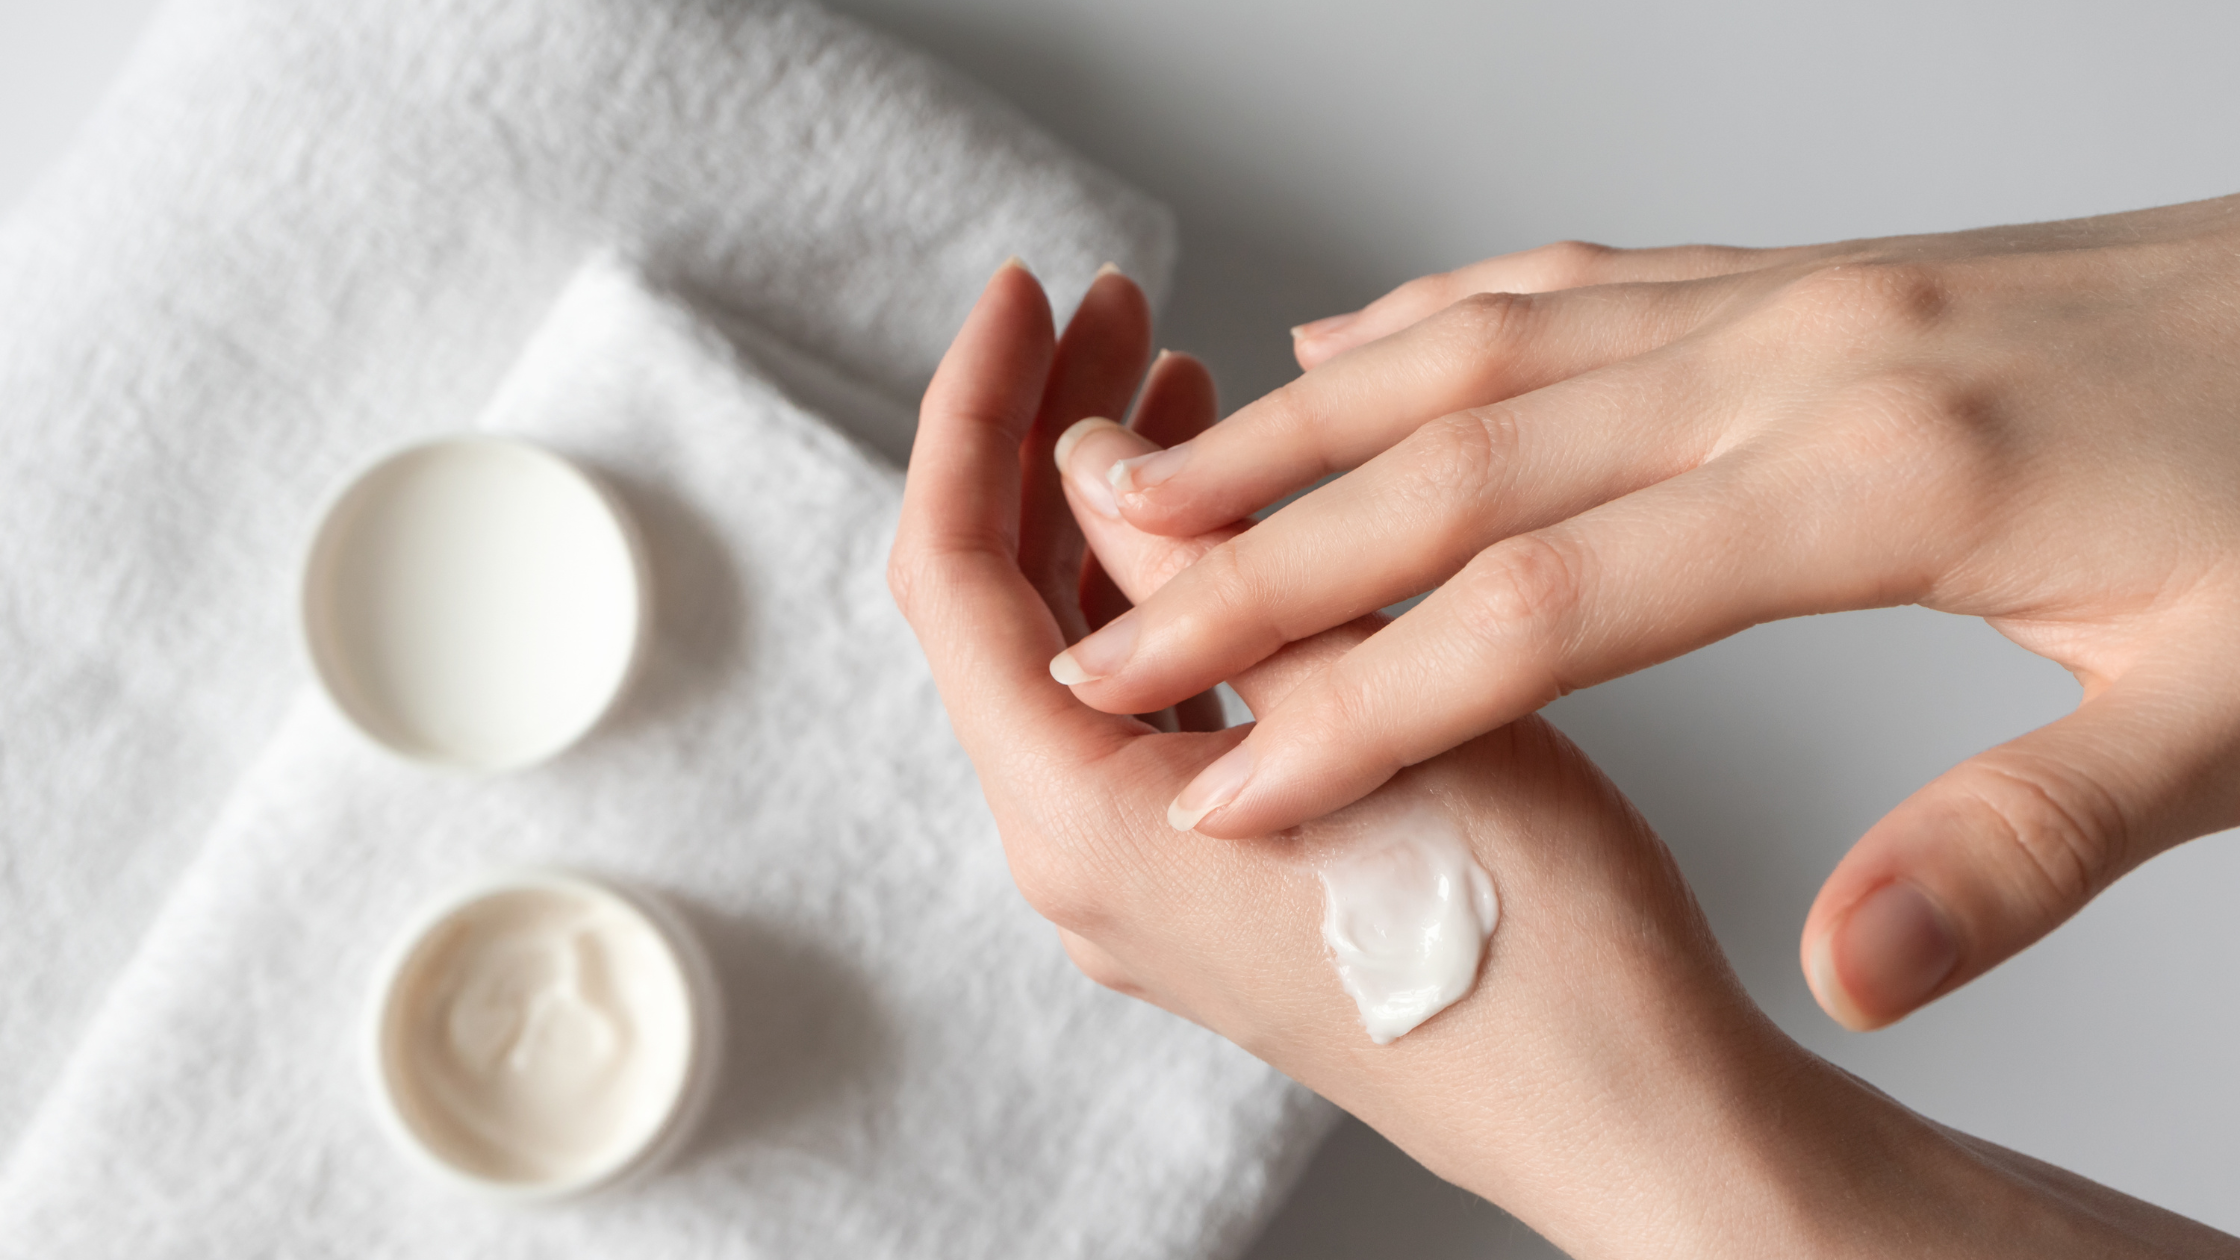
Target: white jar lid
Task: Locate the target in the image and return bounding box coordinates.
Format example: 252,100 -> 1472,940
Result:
365,869 -> 723,1201
302,436 -> 647,771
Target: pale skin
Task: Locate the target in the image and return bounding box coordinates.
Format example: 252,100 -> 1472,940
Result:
890,260 -> 2238,1256
1045,195 -> 2240,1031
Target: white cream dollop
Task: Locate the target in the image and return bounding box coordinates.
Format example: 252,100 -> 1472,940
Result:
378,881 -> 696,1190
1318,808 -> 1499,1045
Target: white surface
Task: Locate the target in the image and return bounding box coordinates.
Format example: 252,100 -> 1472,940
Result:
0,256 -> 1325,1257
305,438 -> 645,771
1315,804 -> 1498,1046
370,869 -> 711,1199
0,0 -> 1337,1255
6,1 -> 2239,1255
0,0 -> 1174,1166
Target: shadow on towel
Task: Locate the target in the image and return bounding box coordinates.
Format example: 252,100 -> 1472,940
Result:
669,895 -> 901,1162
574,464 -> 755,750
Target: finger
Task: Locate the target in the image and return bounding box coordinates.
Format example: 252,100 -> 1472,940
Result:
1051,417 -> 1386,721
1127,349 -> 1219,448
891,260 -> 1134,760
1051,346 -> 1723,718
1292,238 -> 1805,368
1019,265 -> 1155,636
1105,278 -> 1738,539
1121,350 -> 1228,729
1802,645 -> 2240,1030
1166,454 -> 1915,837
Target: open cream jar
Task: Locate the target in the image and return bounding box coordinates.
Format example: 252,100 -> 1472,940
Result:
367,870 -> 721,1200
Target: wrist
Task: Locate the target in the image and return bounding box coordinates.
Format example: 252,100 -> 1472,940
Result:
1422,979 -> 2214,1260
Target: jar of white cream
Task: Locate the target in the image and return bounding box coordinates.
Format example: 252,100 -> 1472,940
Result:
366,870 -> 722,1200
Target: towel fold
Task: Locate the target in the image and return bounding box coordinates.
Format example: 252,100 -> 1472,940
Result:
0,0 -> 1169,1151
0,258 -> 1331,1258
0,0 -> 1338,1250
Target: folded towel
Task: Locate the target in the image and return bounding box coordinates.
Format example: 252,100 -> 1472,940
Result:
0,257 -> 1330,1257
0,0 -> 1172,1153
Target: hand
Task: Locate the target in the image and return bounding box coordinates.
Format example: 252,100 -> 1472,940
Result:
1045,195 -> 2240,1030
889,259 -> 2237,1257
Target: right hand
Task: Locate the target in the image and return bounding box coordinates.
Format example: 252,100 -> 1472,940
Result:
1048,197 -> 2240,1032
889,259 -> 2237,1258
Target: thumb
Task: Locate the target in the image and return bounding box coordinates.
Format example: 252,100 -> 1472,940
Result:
1802,656 -> 2240,1030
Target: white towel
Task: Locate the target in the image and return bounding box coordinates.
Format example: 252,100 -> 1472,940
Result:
0,0 -> 1335,1249
0,257 -> 1329,1257
0,0 -> 1174,1153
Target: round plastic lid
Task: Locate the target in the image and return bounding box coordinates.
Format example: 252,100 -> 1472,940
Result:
302,437 -> 645,771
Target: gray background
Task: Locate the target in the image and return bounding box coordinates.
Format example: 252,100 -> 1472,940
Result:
6,1 -> 2236,1253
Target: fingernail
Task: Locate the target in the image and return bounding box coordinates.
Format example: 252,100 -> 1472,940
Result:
1292,311 -> 1358,341
1108,442 -> 1193,497
1054,416 -> 1122,470
1054,417 -> 1126,518
1814,881 -> 1959,1030
1168,743 -> 1254,832
998,255 -> 1032,278
1049,611 -> 1139,685
1094,261 -> 1125,280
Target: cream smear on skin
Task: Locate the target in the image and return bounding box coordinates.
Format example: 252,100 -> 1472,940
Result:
379,884 -> 695,1188
1317,804 -> 1499,1045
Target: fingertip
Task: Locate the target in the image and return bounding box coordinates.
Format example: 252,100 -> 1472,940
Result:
1053,416 -> 1124,471
1129,350 -> 1219,451
1168,740 -> 1255,833
1111,490 -> 1213,539
1292,311 -> 1359,343
1807,879 -> 1960,1031
922,256 -> 1055,436
975,254 -> 1054,337
1108,442 -> 1196,507
1079,259 -> 1149,316
1803,928 -> 1878,1032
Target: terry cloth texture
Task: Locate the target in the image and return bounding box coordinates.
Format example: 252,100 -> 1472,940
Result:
0,257 -> 1330,1258
0,0 -> 1332,1254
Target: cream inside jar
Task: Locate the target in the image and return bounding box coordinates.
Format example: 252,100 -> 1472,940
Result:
370,871 -> 717,1198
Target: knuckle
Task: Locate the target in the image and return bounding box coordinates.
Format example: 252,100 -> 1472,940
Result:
1288,672 -> 1401,778
1523,239 -> 1618,288
1455,533 -> 1584,644
1390,270 -> 1463,310
885,543 -> 929,615
1254,377 -> 1341,458
1402,409 -> 1521,524
1954,754 -> 2133,914
1185,541 -> 1288,642
1059,935 -> 1143,997
1829,366 -> 2014,553
1434,290 -> 1534,355
1786,261 -> 1949,342
1138,536 -> 1219,595
1007,837 -> 1110,935
1852,365 -> 2005,455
